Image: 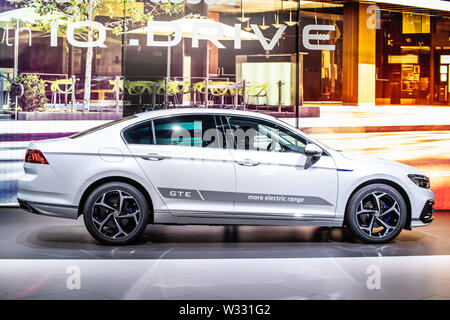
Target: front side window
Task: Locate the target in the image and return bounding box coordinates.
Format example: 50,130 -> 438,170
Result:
153,115 -> 222,148
225,117 -> 307,153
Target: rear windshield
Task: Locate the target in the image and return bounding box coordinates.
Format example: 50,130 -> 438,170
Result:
69,115 -> 137,139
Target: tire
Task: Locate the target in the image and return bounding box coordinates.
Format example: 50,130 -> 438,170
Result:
345,183 -> 407,244
83,182 -> 150,245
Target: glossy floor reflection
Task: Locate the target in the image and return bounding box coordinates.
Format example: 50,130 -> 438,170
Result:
2,254 -> 450,300
1,208 -> 450,300
0,208 -> 449,259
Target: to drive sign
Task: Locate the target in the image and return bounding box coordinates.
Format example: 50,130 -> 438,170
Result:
48,21 -> 336,51
2,4 -> 381,52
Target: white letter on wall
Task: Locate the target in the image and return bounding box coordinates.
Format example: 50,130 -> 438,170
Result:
67,21 -> 107,48
146,21 -> 182,47
50,21 -> 58,47
303,24 -> 335,51
234,24 -> 241,49
192,22 -> 225,49
251,24 -> 286,51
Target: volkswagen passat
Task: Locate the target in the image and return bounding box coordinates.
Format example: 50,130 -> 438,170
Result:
18,109 -> 434,244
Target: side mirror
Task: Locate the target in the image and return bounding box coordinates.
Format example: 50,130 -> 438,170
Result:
305,143 -> 323,157
304,143 -> 322,169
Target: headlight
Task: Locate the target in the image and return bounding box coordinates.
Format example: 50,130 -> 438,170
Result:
408,174 -> 430,189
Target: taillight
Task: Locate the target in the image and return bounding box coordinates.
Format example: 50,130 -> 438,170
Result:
25,149 -> 49,164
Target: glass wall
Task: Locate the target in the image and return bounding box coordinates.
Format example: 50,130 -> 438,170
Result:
0,0 -> 126,118
299,1 -> 343,103
2,0 -> 450,116
376,9 -> 450,105
123,0 -> 305,114
376,11 -> 431,105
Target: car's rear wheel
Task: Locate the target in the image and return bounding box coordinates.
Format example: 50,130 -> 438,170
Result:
345,183 -> 407,244
83,182 -> 149,245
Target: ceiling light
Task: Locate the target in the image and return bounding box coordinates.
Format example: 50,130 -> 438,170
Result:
284,10 -> 298,27
272,13 -> 284,29
236,0 -> 250,23
243,20 -> 252,32
258,15 -> 270,30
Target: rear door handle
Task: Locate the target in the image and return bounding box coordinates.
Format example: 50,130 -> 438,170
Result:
141,153 -> 165,161
236,159 -> 260,166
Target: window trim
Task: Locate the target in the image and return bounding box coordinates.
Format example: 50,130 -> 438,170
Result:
151,120 -> 157,144
120,112 -> 329,156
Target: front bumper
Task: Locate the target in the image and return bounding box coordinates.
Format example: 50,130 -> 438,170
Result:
18,199 -> 78,220
419,200 -> 434,223
410,198 -> 434,227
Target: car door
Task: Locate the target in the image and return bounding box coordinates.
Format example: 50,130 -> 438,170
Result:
222,115 -> 338,220
124,114 -> 236,217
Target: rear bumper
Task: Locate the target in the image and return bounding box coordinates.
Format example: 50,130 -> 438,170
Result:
18,199 -> 78,220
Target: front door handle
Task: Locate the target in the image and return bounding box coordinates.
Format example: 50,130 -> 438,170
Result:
141,153 -> 165,161
236,159 -> 260,166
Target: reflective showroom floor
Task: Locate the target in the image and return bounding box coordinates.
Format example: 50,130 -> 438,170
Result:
0,208 -> 450,300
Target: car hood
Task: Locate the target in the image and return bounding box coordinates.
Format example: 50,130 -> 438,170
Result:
337,151 -> 422,173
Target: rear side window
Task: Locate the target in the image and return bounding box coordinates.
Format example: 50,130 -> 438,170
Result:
123,121 -> 154,145
153,115 -> 221,148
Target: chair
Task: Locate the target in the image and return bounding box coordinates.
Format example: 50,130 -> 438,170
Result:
124,80 -> 155,109
171,80 -> 191,107
209,81 -> 234,107
192,82 -> 206,94
246,84 -> 268,109
156,80 -> 191,108
50,78 -> 75,108
125,81 -> 153,96
108,79 -> 124,100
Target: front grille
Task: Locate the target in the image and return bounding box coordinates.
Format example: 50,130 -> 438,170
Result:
420,200 -> 434,223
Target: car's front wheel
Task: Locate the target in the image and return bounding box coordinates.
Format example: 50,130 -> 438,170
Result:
83,182 -> 150,245
345,183 -> 407,244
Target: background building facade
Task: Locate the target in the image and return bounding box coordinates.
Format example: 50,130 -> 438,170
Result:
1,1 -> 449,109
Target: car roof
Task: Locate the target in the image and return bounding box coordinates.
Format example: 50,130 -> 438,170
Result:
135,108 -> 278,122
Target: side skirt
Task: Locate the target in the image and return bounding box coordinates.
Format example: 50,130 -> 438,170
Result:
153,210 -> 343,227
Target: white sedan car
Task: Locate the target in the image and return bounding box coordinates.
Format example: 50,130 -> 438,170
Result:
18,109 -> 434,245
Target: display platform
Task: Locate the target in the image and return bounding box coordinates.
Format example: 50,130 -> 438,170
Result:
0,208 -> 449,259
0,208 -> 449,300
